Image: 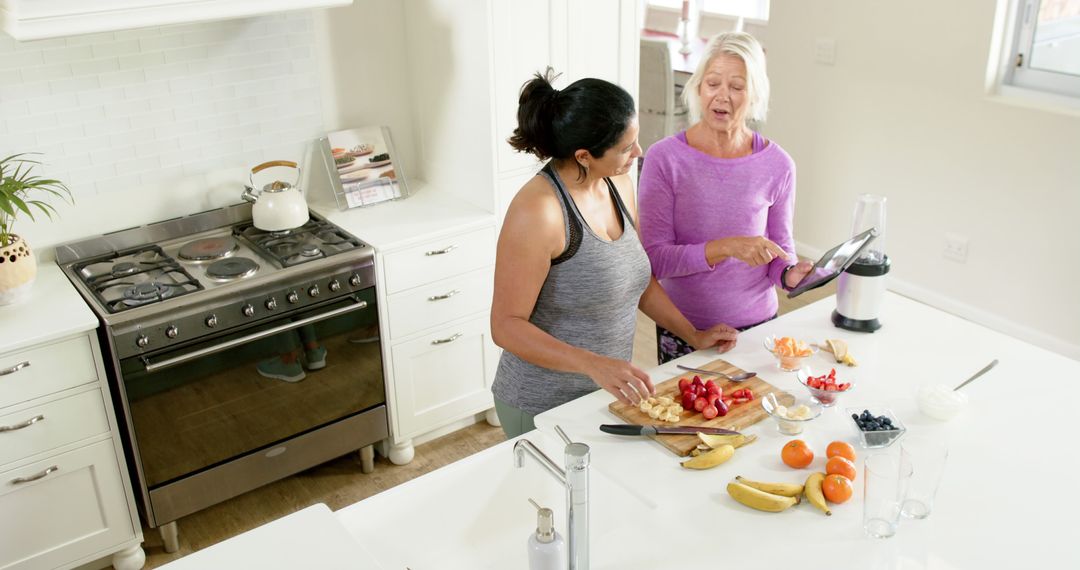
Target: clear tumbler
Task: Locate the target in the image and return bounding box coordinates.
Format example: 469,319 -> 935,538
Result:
863,451 -> 912,539
900,437 -> 948,519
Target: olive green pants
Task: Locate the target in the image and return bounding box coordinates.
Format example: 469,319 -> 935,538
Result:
493,398 -> 537,440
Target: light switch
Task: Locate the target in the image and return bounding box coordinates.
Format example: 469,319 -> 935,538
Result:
815,38 -> 836,65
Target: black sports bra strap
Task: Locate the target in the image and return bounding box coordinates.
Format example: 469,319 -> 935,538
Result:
604,177 -> 635,230
541,162 -> 584,266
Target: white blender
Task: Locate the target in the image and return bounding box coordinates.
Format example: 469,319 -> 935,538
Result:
832,194 -> 890,332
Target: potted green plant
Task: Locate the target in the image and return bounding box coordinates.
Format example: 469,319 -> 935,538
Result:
0,153 -> 72,305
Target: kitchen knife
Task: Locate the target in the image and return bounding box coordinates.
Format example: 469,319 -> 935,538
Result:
600,424 -> 741,437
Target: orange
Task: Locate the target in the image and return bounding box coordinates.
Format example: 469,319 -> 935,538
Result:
780,439 -> 814,469
826,441 -> 857,462
826,456 -> 857,481
822,474 -> 853,503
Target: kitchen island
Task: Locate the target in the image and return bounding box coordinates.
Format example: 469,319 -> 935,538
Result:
335,291 -> 1077,569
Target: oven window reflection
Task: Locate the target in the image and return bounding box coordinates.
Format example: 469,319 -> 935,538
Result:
120,294 -> 383,488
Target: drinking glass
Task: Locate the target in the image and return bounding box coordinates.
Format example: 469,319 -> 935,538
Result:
900,437 -> 948,519
863,451 -> 912,539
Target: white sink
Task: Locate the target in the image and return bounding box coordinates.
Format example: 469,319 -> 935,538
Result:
337,430 -> 655,569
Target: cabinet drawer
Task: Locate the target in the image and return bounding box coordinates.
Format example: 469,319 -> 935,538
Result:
0,439 -> 135,570
0,389 -> 110,467
386,267 -> 494,340
0,335 -> 98,409
390,316 -> 498,440
383,227 -> 495,294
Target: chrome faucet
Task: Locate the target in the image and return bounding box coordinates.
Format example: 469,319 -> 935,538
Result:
513,425 -> 590,570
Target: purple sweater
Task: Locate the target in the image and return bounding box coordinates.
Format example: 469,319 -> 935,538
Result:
638,131 -> 796,330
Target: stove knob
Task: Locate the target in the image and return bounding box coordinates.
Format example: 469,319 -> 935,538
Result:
136,335 -> 150,348
242,304 -> 255,317
165,326 -> 179,339
349,274 -> 362,287
308,285 -> 320,298
205,314 -> 218,328
328,279 -> 341,292
265,298 -> 278,310
286,291 -> 299,304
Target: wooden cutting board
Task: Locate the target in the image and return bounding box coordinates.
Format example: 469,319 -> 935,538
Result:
608,358 -> 790,457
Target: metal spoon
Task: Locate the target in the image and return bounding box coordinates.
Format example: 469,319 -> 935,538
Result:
676,364 -> 757,382
953,359 -> 999,391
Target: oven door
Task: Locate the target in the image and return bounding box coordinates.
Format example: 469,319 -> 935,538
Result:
117,287 -> 383,489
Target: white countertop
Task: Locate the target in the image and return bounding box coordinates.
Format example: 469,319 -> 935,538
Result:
334,292 -> 1079,569
0,264 -> 98,354
308,181 -> 495,252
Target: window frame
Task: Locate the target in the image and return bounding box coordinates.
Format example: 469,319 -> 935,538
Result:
988,0 -> 1080,115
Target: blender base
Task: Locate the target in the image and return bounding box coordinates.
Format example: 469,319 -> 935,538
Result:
832,310 -> 881,333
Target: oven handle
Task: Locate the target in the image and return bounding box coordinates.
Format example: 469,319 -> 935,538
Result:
142,298 -> 369,373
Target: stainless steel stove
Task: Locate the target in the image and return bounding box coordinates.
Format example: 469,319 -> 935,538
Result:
55,203 -> 388,552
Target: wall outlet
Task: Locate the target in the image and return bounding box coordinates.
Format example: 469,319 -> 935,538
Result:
814,38 -> 836,65
943,233 -> 969,263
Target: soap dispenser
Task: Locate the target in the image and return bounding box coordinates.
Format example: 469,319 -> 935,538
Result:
527,500 -> 565,570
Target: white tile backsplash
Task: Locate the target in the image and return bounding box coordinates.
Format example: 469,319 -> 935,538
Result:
0,13 -> 325,249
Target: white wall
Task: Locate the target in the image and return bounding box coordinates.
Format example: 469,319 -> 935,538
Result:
0,13 -> 326,256
763,0 -> 1080,358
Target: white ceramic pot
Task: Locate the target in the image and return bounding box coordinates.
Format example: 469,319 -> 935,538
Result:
0,234 -> 37,305
240,160 -> 309,231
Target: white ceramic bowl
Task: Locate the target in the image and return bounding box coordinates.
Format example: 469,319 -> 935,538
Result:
917,383 -> 969,421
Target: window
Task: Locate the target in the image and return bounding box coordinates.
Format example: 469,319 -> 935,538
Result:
1002,0 -> 1080,98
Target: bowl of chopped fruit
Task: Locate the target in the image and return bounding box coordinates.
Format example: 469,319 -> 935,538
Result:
764,335 -> 817,371
761,392 -> 822,435
796,366 -> 854,407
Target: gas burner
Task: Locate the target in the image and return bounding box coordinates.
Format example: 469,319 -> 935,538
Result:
179,237 -> 238,262
121,282 -> 175,307
268,230 -> 293,237
300,244 -> 322,258
111,262 -> 138,277
315,230 -> 348,245
205,257 -> 259,281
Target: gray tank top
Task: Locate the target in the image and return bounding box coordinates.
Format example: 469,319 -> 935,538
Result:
491,163 -> 652,415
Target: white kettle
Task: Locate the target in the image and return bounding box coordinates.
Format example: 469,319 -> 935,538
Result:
241,160 -> 310,231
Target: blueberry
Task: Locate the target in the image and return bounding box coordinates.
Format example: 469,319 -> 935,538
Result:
852,413 -> 860,422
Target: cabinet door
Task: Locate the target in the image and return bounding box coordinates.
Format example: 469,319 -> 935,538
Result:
0,439 -> 135,570
0,335 -> 98,408
490,0 -> 565,175
390,316 -> 498,440
565,0 -> 640,97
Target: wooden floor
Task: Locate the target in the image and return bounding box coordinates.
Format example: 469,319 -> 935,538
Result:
138,278 -> 836,568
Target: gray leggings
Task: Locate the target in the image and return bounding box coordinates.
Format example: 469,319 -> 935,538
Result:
493,398 -> 537,440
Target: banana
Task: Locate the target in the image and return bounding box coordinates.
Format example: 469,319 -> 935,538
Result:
804,472 -> 832,516
680,444 -> 735,469
726,481 -> 800,512
696,432 -> 758,449
734,475 -> 804,498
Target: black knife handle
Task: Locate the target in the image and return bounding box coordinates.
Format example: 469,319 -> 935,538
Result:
599,424 -> 643,436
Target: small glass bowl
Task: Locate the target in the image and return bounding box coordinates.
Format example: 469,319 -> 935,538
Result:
796,366 -> 855,407
763,335 -> 817,371
847,407 -> 906,448
761,392 -> 823,435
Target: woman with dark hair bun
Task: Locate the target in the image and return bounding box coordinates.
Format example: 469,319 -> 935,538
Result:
490,69 -> 737,438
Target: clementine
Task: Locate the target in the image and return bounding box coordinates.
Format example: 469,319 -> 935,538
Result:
826,441 -> 857,462
780,439 -> 814,469
822,474 -> 853,503
826,456 -> 857,481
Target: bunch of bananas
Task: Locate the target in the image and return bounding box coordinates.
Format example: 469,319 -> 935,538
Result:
680,432 -> 757,469
725,472 -> 833,514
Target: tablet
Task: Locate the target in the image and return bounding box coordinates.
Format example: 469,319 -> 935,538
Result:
786,228 -> 878,298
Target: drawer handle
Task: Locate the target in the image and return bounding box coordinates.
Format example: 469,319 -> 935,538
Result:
428,290 -> 461,301
0,361 -> 30,376
431,333 -> 463,345
0,414 -> 45,433
12,465 -> 59,485
425,245 -> 457,256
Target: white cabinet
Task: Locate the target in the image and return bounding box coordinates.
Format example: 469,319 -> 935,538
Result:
374,224 -> 499,465
0,266 -> 143,570
0,0 -> 352,41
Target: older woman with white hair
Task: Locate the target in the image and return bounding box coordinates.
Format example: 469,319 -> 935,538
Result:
638,32 -> 813,364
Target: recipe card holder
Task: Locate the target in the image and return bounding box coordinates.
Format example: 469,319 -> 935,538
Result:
318,125 -> 412,210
